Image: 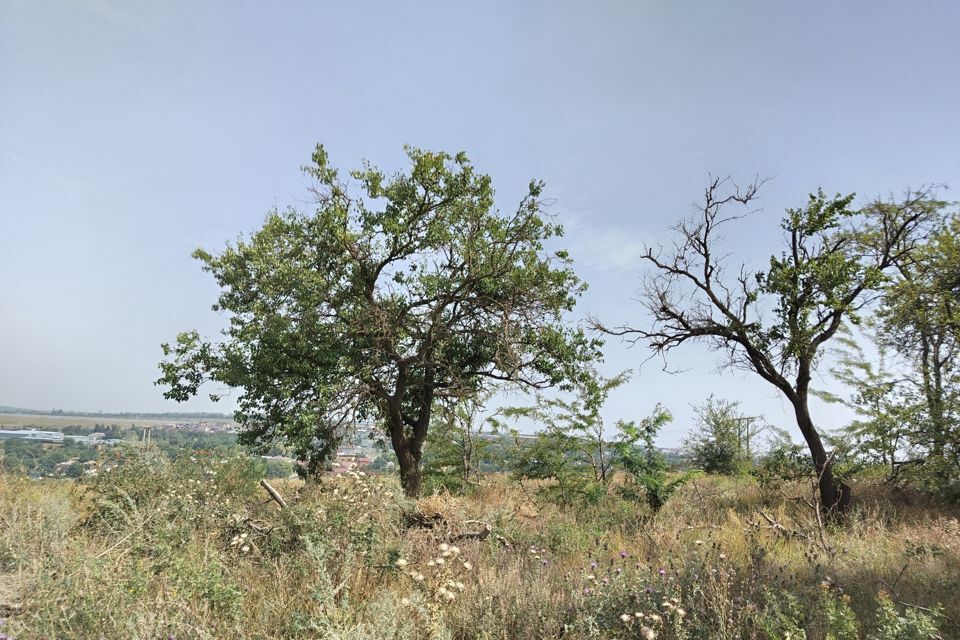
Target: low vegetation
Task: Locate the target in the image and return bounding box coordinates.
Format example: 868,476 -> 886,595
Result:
0,445 -> 956,639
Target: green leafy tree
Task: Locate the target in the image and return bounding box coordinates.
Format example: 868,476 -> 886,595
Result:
422,392 -> 500,493
814,326 -> 917,481
683,395 -> 762,475
593,179 -> 939,513
503,370 -> 679,511
158,145 -> 597,496
876,209 -> 960,487
503,371 -> 631,505
505,370 -> 631,483
613,405 -> 681,512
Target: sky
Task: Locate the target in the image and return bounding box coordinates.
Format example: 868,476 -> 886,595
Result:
1,1 -> 958,446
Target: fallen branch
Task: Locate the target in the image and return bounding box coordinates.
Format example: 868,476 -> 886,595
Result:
752,510 -> 804,539
260,479 -> 287,510
451,521 -> 492,542
403,509 -> 447,529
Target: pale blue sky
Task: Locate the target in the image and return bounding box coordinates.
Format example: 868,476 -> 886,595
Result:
2,1 -> 958,444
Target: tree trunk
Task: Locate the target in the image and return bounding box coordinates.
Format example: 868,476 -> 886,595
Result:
387,411 -> 426,498
791,393 -> 852,515
398,455 -> 423,497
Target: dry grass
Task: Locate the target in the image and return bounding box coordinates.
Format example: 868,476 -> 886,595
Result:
0,450 -> 957,639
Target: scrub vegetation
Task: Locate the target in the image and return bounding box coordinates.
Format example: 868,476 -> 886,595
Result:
0,447 -> 956,639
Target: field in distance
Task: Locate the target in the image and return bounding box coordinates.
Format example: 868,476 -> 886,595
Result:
0,412 -> 236,430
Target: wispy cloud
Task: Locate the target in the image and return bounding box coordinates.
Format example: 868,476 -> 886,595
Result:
560,213 -> 650,274
573,228 -> 649,273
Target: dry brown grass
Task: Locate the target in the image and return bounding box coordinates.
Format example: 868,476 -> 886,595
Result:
0,455 -> 957,639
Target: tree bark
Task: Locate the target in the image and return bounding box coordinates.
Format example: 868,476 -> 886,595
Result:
387,409 -> 426,498
791,392 -> 851,514
398,454 -> 423,497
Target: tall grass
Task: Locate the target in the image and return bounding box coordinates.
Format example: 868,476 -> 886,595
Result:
0,447 -> 956,639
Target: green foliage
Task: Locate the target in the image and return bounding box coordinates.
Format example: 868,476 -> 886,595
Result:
874,206 -> 960,497
505,370 -> 632,488
683,396 -> 759,475
869,593 -> 942,640
502,369 -> 686,512
815,326 -> 914,480
817,591 -> 860,640
422,393 -> 505,494
751,590 -> 808,640
757,190 -> 864,360
158,145 -> 598,495
613,406 -> 686,512
814,199 -> 960,499
600,179 -> 942,511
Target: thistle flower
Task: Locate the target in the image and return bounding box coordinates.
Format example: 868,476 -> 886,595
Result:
620,614 -> 633,623
395,558 -> 408,568
640,626 -> 657,640
462,561 -> 473,571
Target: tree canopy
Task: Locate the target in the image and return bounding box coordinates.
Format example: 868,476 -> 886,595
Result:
158,145 -> 597,495
592,178 -> 940,513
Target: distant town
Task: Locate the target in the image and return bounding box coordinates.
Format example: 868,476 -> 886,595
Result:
0,408 -> 389,479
